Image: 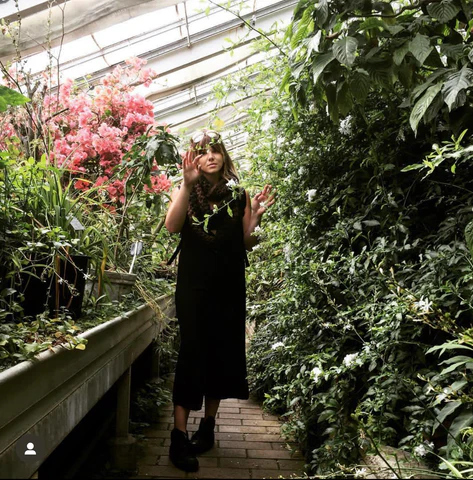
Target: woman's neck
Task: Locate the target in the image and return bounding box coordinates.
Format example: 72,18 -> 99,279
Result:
202,172 -> 222,185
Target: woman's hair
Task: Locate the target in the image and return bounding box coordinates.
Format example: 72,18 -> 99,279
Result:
190,132 -> 239,182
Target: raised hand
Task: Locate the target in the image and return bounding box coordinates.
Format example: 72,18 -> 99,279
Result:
252,184 -> 276,217
182,150 -> 203,187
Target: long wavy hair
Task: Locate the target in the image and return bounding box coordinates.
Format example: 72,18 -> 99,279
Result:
190,132 -> 239,182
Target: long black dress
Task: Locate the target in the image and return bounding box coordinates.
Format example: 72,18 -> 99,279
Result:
172,186 -> 250,411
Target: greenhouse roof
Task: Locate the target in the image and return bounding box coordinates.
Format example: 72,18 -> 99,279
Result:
0,0 -> 295,161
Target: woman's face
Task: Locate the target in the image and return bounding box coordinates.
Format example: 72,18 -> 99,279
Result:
197,147 -> 224,176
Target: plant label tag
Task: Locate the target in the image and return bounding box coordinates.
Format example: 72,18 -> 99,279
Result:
70,217 -> 85,231
130,241 -> 143,255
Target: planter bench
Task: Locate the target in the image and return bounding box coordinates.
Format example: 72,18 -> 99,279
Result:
0,293 -> 175,479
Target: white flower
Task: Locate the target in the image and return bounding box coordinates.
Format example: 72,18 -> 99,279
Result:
226,179 -> 237,188
310,366 -> 323,383
306,189 -> 317,202
414,444 -> 427,457
322,322 -> 330,328
298,166 -> 306,176
343,353 -> 359,367
339,115 -> 353,136
293,207 -> 299,215
254,225 -> 261,234
83,273 -> 92,280
276,136 -> 285,147
343,324 -> 353,330
283,244 -> 291,262
271,341 -> 284,350
414,296 -> 432,313
354,468 -> 367,478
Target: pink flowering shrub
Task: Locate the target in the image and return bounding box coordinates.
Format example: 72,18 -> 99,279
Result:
1,57 -> 175,205
1,57 -> 180,272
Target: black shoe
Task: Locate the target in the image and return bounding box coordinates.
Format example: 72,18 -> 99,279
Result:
190,416 -> 216,455
169,428 -> 199,472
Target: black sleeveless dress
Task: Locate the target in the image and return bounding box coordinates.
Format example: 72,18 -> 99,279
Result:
172,187 -> 250,411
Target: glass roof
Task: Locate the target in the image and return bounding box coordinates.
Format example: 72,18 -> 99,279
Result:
1,0 -> 295,159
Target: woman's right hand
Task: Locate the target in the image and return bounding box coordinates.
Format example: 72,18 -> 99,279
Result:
182,150 -> 202,187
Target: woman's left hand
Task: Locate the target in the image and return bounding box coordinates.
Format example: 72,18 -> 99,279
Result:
252,184 -> 276,217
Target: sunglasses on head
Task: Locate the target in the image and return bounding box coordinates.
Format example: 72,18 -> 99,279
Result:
191,129 -> 221,144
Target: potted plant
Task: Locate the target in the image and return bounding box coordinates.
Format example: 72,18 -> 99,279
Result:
0,145 -> 98,319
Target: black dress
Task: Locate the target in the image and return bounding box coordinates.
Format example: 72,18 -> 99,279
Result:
172,188 -> 250,411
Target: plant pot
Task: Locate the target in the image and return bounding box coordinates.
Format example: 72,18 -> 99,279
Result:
86,271 -> 137,303
21,254 -> 89,319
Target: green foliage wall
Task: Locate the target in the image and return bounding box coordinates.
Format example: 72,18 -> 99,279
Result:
229,1 -> 473,475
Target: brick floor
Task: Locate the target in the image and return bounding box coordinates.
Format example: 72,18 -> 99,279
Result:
133,398 -> 306,479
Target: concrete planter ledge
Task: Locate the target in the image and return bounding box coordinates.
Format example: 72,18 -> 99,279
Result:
0,293 -> 175,479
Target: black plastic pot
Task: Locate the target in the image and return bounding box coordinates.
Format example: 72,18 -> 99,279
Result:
21,254 -> 89,319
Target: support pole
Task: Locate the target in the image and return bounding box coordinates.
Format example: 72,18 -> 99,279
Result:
108,367 -> 137,471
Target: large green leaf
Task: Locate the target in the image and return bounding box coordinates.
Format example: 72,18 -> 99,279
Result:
393,41 -> 410,66
333,36 -> 358,67
409,82 -> 442,135
466,220 -> 473,259
312,52 -> 335,85
442,65 -> 473,111
350,69 -> 370,104
336,81 -> 353,116
314,0 -> 328,29
0,85 -> 30,112
291,6 -> 314,50
409,34 -> 433,66
449,408 -> 473,438
427,0 -> 461,23
433,401 -> 462,434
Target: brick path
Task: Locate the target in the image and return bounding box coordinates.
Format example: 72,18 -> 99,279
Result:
132,398 -> 306,479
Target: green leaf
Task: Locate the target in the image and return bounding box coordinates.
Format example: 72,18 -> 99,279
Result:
411,68 -> 450,101
450,380 -> 468,392
433,401 -> 462,434
358,17 -> 387,32
325,83 -> 338,123
449,408 -> 473,438
314,0 -> 328,29
393,41 -> 410,66
440,361 -> 471,375
465,220 -> 473,259
0,85 -> 30,112
333,36 -> 358,67
439,355 -> 473,365
350,69 -> 370,104
409,82 -> 442,135
227,205 -> 233,217
442,65 -> 473,111
336,81 -> 353,116
362,220 -> 380,227
409,34 -> 433,66
312,52 -> 335,85
401,163 -> 424,172
427,0 -> 461,23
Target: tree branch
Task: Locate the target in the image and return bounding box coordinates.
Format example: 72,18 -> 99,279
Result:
207,0 -> 287,58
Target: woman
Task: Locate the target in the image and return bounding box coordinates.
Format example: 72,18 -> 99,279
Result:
164,129 -> 275,472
